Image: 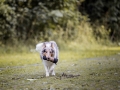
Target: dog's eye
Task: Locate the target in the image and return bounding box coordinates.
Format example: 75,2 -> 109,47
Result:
51,49 -> 54,53
42,49 -> 46,53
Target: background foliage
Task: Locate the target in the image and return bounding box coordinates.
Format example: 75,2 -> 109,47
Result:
0,0 -> 120,49
79,0 -> 120,41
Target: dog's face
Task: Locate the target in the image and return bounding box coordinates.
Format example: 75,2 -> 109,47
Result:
42,43 -> 55,60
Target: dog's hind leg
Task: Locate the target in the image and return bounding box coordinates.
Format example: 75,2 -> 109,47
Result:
51,69 -> 55,76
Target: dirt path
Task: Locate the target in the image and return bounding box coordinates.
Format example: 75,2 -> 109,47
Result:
0,54 -> 120,90
0,63 -> 40,71
85,54 -> 120,61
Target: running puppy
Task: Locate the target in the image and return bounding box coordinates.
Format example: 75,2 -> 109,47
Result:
36,41 -> 59,77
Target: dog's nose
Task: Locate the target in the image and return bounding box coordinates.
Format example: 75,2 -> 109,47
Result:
47,57 -> 50,60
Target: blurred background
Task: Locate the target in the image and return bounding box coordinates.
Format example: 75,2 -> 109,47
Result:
0,1 -> 120,89
0,0 -> 120,52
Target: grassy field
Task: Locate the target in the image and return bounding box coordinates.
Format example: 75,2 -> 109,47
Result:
0,47 -> 120,90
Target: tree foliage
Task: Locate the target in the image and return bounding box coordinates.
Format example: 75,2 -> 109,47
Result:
0,0 -> 16,44
0,0 -> 79,45
0,0 -> 120,46
79,0 -> 120,41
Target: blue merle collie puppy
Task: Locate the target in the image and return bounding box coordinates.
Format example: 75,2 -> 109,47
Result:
36,41 -> 59,77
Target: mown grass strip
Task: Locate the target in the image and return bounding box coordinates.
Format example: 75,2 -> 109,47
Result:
0,47 -> 120,68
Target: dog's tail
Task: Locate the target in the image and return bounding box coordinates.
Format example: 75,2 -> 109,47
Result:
36,43 -> 43,53
36,43 -> 44,60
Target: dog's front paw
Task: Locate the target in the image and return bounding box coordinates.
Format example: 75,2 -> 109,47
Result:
46,73 -> 49,77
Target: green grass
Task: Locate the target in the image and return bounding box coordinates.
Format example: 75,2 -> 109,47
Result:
0,47 -> 120,67
0,47 -> 120,90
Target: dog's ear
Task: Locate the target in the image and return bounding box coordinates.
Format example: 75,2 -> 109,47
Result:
43,43 -> 46,48
51,43 -> 54,48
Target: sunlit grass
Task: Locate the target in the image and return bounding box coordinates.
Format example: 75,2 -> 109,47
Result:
0,48 -> 120,90
0,47 -> 120,90
0,53 -> 40,68
0,47 -> 120,68
60,48 -> 120,61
